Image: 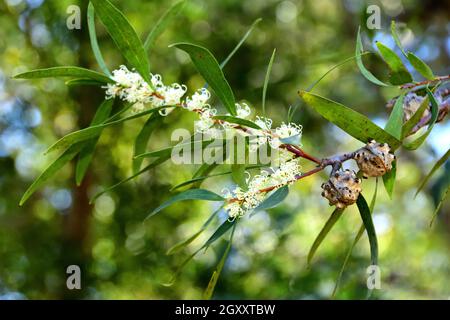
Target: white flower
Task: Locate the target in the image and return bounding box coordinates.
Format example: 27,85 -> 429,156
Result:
194,107 -> 218,134
163,83 -> 187,106
255,116 -> 272,131
274,122 -> 302,139
185,88 -> 211,111
269,160 -> 301,186
236,102 -> 251,119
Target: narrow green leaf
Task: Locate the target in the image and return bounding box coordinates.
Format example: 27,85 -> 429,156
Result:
132,113 -> 160,174
203,222 -> 237,300
384,92 -> 405,140
307,208 -> 345,267
430,185 -> 449,227
390,21 -> 406,57
45,106 -> 165,154
170,43 -> 236,115
90,155 -> 169,203
75,99 -> 114,185
262,49 -> 276,116
14,66 -> 112,83
404,88 -> 439,150
220,19 -> 262,68
355,27 -> 389,87
20,143 -> 84,205
299,91 -> 401,148
65,78 -> 105,87
231,164 -> 247,189
146,189 -> 224,220
166,206 -> 222,255
90,0 -> 151,83
401,95 -> 429,139
407,52 -> 434,80
356,194 -> 378,265
213,115 -> 261,130
376,42 -> 413,85
135,139 -> 218,159
382,160 -> 396,199
143,0 -> 185,53
254,186 -> 289,212
416,148 -> 450,197
87,2 -> 111,76
332,179 -> 378,297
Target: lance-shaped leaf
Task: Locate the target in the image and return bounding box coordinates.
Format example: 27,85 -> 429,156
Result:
87,2 -> 111,76
355,27 -> 389,87
14,66 -> 113,83
65,78 -> 106,87
299,91 -> 401,148
144,0 -> 185,53
384,92 -> 405,141
75,99 -> 114,185
213,115 -> 261,130
45,106 -> 164,154
376,42 -> 413,85
356,194 -> 378,265
416,148 -> 450,197
404,88 -> 439,150
20,143 -> 84,205
390,21 -> 406,57
204,222 -> 237,300
307,208 -> 344,267
262,48 -> 276,116
135,139 -> 219,159
407,52 -> 434,80
253,186 -> 289,212
332,179 -> 378,297
170,43 -> 236,115
382,160 -> 396,199
132,113 -> 160,174
146,189 -> 224,220
90,0 -> 150,83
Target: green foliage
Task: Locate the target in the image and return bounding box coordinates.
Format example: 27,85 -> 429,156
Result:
253,186 -> 289,212
87,2 -> 111,76
407,52 -> 434,80
90,0 -> 151,83
416,148 -> 450,197
356,194 -> 378,265
376,42 -> 412,85
146,189 -> 224,219
14,66 -> 112,83
262,49 -> 276,116
170,43 -> 237,115
299,91 -> 401,148
132,113 -> 161,174
384,93 -> 405,141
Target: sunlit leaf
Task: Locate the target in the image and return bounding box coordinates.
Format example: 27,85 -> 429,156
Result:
143,0 -> 185,53
299,91 -> 401,148
146,189 -> 224,220
407,52 -> 434,80
135,139 -> 220,159
307,208 -> 344,267
376,41 -> 412,85
14,66 -> 112,83
262,48 -> 276,116
382,160 -> 396,198
19,143 -> 84,206
356,194 -> 378,265
87,2 -> 111,76
390,21 -> 406,57
355,27 -> 389,87
170,43 -> 236,115
65,78 -> 105,87
430,185 -> 449,227
90,0 -> 151,83
384,92 -> 405,140
416,148 -> 450,197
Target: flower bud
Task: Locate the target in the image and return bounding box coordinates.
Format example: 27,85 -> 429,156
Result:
321,169 -> 362,208
354,140 -> 395,178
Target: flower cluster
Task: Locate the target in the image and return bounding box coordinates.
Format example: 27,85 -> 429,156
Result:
104,65 -> 187,113
223,159 -> 301,218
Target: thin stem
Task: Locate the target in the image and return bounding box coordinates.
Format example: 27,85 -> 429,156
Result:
400,75 -> 450,89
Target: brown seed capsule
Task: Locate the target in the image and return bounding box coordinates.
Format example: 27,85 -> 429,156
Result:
353,140 -> 395,178
321,170 -> 362,209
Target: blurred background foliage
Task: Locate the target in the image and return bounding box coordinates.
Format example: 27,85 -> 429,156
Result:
0,0 -> 449,299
